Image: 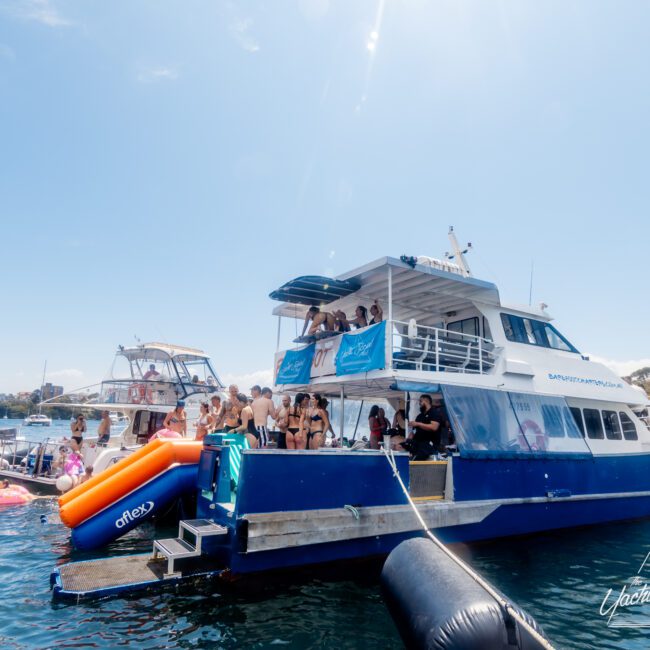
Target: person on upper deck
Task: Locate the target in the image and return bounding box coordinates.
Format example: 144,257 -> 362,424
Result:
369,300 -> 383,325
333,312 -> 351,332
302,306 -> 335,336
405,394 -> 443,460
334,305 -> 368,330
143,364 -> 160,380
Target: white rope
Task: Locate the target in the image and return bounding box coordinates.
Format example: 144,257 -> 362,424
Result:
382,447 -> 555,650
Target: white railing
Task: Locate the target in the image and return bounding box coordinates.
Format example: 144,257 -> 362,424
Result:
389,320 -> 499,374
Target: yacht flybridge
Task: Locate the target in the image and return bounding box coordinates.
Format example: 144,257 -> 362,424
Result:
51,233 -> 650,601
3,343 -> 226,495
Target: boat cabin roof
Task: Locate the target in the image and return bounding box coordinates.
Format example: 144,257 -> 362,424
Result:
118,342 -> 210,362
271,256 -> 501,326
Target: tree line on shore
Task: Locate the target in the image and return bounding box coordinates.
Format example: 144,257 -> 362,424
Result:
0,392 -> 103,420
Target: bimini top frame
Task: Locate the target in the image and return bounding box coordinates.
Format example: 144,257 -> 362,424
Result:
271,256 -> 501,329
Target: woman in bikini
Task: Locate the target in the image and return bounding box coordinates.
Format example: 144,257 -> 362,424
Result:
231,393 -> 258,448
335,305 -> 368,330
163,401 -> 187,436
286,393 -> 306,449
304,394 -> 330,450
195,402 -> 214,441
369,300 -> 383,325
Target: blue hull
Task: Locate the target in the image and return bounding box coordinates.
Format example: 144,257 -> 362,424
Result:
71,463 -> 198,550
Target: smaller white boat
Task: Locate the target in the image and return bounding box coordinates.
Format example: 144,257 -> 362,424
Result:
24,414 -> 52,426
109,412 -> 129,426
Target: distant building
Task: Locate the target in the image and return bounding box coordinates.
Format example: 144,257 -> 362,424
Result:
16,392 -> 32,401
41,383 -> 64,400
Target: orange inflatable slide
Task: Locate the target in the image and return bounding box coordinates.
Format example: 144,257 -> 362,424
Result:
59,439 -> 202,548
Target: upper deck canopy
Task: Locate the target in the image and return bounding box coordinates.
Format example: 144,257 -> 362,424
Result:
118,343 -> 210,362
271,256 -> 501,327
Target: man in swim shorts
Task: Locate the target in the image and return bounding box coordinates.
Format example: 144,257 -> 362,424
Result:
251,385 -> 277,448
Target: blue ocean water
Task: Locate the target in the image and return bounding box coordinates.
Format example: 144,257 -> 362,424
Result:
1,420 -> 650,648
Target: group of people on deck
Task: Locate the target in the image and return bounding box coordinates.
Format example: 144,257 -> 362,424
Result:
157,385 -> 334,450
158,385 -> 451,460
302,300 -> 383,336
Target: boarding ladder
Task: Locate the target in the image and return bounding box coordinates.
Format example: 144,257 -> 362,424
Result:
152,519 -> 228,578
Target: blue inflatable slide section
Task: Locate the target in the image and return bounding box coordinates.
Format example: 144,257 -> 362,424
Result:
71,464 -> 198,550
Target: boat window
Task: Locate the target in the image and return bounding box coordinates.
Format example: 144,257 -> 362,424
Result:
500,314 -> 578,353
619,412 -> 639,441
602,410 -> 622,440
583,408 -> 604,439
508,392 -> 587,452
541,405 -> 565,438
569,407 -> 585,437
441,384 -> 591,458
447,317 -> 479,337
482,317 -> 492,341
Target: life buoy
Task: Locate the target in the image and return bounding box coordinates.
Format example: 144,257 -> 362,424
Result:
518,419 -> 546,451
128,383 -> 152,404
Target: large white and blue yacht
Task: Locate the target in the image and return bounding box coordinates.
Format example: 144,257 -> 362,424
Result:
50,231 -> 650,600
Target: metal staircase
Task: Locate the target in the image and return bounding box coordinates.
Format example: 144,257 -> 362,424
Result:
152,519 -> 228,578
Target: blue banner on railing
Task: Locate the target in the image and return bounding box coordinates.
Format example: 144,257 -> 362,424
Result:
276,344 -> 315,384
335,321 -> 386,376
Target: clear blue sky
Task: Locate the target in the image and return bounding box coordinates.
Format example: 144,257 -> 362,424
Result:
1,0 -> 649,393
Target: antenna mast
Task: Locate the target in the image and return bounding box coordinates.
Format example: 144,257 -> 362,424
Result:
446,226 -> 473,277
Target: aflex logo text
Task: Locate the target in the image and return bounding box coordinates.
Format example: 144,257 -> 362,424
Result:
115,501 -> 154,529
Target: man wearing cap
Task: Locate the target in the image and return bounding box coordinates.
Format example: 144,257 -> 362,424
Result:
251,385 -> 277,448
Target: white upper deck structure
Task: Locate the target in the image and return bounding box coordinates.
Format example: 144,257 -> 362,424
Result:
272,232 -> 647,412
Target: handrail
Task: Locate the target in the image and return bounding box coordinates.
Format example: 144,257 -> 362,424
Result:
389,319 -> 498,375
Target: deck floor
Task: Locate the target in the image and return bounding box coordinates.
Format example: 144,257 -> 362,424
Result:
57,554 -> 165,593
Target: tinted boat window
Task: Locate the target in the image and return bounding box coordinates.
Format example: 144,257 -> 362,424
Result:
500,313 -> 578,353
619,412 -> 638,441
448,317 -> 478,337
602,410 -> 622,440
583,408 -> 604,439
569,407 -> 585,437
541,405 -> 565,438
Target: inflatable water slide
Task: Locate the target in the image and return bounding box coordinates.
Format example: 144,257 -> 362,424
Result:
59,439 -> 202,550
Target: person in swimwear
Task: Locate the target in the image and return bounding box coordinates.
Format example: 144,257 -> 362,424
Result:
230,392 -> 258,448
195,402 -> 214,441
223,385 -> 242,431
275,394 -> 291,449
97,411 -> 111,445
210,395 -> 225,431
70,413 -> 87,437
303,394 -> 330,450
64,449 -> 85,488
334,305 -> 368,330
301,306 -> 335,336
163,400 -> 187,436
369,300 -> 383,325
